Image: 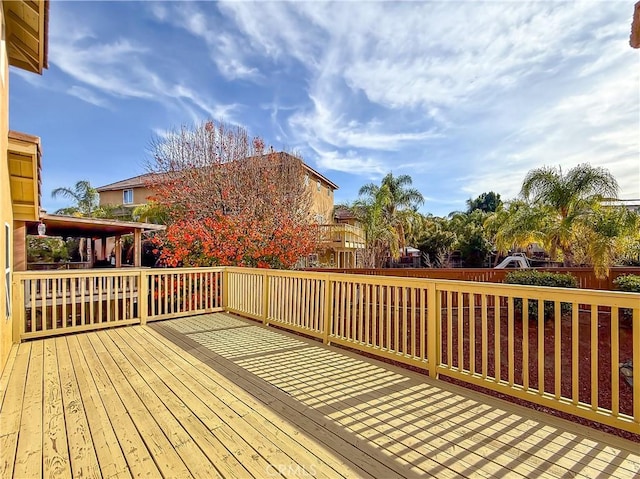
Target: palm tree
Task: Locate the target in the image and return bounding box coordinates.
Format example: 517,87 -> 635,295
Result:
51,180 -> 100,217
574,206 -> 639,277
359,173 -> 424,250
520,164 -> 619,266
132,201 -> 169,224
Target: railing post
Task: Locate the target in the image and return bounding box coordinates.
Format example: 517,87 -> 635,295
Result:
222,268 -> 229,311
11,275 -> 24,343
262,271 -> 269,325
139,270 -> 148,325
322,275 -> 333,345
427,281 -> 439,379
633,306 -> 640,428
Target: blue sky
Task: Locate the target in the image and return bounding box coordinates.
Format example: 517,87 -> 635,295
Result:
10,0 -> 640,217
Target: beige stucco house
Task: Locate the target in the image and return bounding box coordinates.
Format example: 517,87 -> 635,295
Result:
97,155 -> 365,268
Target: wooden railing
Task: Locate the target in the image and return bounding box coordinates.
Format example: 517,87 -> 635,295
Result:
226,267 -> 640,435
12,268 -> 224,340
308,267 -> 640,290
11,266 -> 640,434
316,223 -> 365,249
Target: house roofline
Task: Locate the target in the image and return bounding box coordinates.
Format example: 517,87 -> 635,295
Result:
96,153 -> 340,192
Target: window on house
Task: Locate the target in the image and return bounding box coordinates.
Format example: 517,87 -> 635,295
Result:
304,174 -> 309,187
317,181 -> 321,192
5,223 -> 10,319
123,189 -> 134,204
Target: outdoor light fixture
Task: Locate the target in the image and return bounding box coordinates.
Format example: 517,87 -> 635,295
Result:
37,222 -> 46,237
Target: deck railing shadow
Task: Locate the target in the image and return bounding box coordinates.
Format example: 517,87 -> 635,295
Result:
151,314 -> 638,478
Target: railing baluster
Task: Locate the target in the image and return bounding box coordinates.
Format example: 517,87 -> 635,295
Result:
538,300 -> 545,395
494,295 -> 500,383
447,290 -> 452,367
470,293 -> 476,376
611,306 -> 619,417
554,301 -> 561,399
508,293 -> 514,386
522,298 -> 529,391
457,291 -> 463,371
590,305 -> 598,410
481,294 -> 487,379
571,301 -> 579,405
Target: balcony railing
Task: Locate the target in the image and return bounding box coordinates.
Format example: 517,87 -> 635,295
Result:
11,266 -> 640,435
316,223 -> 365,249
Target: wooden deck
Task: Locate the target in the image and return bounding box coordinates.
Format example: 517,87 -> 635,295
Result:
1,313 -> 639,478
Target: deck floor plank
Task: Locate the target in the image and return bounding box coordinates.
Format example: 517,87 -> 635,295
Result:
42,338 -> 73,479
121,326 -> 366,479
111,328 -> 294,479
94,330 -> 222,479
0,342 -> 31,478
55,336 -> 101,479
104,328 -> 254,479
2,313 -> 640,479
0,345 -> 19,409
150,323 -> 449,479
136,325 -> 405,479
66,334 -> 132,479
74,334 -> 161,478
12,342 -> 41,479
155,322 -> 514,478
84,332 -> 193,479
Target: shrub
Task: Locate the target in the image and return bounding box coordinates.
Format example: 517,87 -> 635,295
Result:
613,274 -> 639,326
504,270 -> 578,320
504,270 -> 579,289
613,274 -> 640,293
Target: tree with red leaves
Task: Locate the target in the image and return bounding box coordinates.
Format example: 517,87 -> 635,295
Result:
147,120 -> 316,268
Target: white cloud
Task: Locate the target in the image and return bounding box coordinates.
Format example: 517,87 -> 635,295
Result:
67,85 -> 110,108
47,7 -> 238,122
215,1 -> 638,204
312,147 -> 387,177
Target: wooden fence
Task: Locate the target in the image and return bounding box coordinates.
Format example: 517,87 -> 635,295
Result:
11,266 -> 640,434
307,267 -> 640,290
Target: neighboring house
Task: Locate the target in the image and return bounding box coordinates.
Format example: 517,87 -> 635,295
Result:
97,154 -> 365,267
97,172 -> 164,214
1,0 -> 49,372
98,157 -> 337,222
602,199 -> 640,214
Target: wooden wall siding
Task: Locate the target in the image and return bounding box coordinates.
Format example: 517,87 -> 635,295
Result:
309,267 -> 640,291
11,266 -> 640,435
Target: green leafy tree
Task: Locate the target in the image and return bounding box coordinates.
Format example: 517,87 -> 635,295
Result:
466,191 -> 502,213
448,210 -> 493,267
417,216 -> 456,267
